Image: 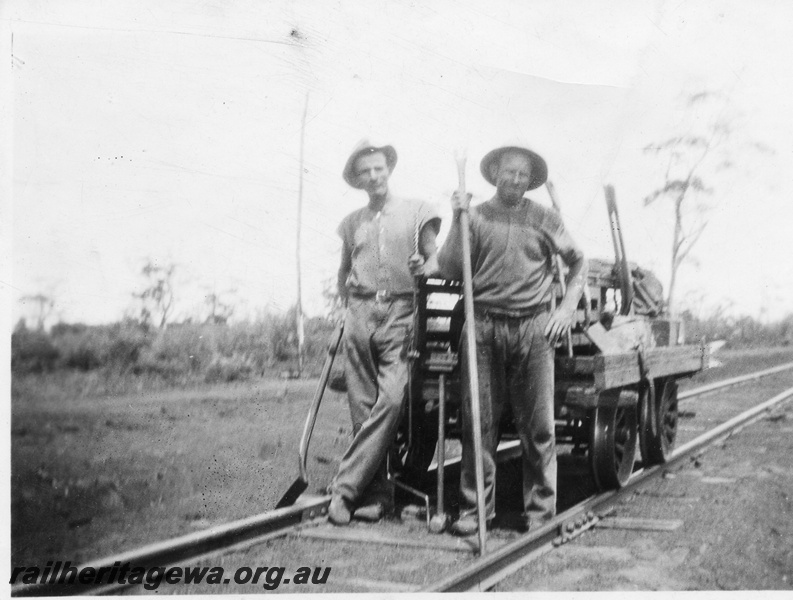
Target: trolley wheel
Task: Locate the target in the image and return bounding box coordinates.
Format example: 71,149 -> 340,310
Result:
639,378 -> 678,465
589,391 -> 638,490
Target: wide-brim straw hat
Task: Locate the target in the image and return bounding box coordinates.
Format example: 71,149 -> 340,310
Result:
480,144 -> 548,190
342,139 -> 398,188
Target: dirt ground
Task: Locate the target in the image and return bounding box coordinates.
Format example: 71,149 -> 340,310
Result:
10,346 -> 793,591
11,377 -> 355,567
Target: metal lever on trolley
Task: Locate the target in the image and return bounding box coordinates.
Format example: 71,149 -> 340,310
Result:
604,184 -> 633,315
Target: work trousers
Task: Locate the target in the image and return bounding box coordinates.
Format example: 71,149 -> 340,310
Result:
458,310 -> 556,526
332,295 -> 413,506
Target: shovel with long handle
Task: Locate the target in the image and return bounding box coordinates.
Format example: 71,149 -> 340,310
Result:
275,322 -> 344,509
455,150 -> 488,555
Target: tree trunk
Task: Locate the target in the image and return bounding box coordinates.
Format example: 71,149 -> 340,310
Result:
667,196 -> 684,315
295,92 -> 309,376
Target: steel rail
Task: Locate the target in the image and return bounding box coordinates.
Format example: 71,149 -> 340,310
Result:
423,383 -> 793,592
11,496 -> 330,597
678,360 -> 793,401
11,363 -> 793,596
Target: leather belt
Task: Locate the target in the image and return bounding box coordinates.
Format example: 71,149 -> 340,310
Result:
351,290 -> 414,302
475,302 -> 551,320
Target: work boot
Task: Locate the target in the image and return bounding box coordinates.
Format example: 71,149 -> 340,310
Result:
505,513 -> 531,533
352,502 -> 385,522
528,516 -> 553,532
449,514 -> 492,537
328,495 -> 352,526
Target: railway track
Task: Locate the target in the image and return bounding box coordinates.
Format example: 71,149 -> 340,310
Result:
426,382 -> 793,592
12,361 -> 793,596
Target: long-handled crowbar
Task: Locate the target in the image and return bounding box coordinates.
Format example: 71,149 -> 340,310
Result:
275,323 -> 344,508
455,150 -> 488,555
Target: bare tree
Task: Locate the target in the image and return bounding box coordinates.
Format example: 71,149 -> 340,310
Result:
643,91 -> 736,314
204,287 -> 237,325
134,261 -> 176,329
19,293 -> 55,331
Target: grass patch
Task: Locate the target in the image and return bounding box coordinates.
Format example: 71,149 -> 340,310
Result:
11,376 -> 352,567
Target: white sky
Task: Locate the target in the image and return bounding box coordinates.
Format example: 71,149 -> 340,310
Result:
3,0 -> 793,327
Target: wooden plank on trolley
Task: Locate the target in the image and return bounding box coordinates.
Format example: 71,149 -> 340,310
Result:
645,345 -> 703,378
556,356 -> 596,375
296,525 -> 486,553
593,353 -> 638,388
596,517 -> 683,531
591,345 -> 703,389
557,344 -> 703,389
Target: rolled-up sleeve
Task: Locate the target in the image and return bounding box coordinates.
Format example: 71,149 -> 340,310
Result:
419,201 -> 441,238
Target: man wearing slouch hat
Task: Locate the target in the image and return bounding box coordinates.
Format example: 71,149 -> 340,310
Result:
328,140 -> 441,525
438,143 -> 587,536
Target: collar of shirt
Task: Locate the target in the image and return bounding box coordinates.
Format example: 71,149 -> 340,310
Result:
489,195 -> 528,212
366,194 -> 397,215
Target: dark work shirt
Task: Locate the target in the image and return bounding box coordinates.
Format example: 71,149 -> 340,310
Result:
441,196 -> 584,312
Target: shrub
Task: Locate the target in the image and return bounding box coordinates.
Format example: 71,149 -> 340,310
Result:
220,321 -> 276,373
131,324 -> 213,380
11,329 -> 60,373
105,324 -> 149,369
204,353 -> 255,383
12,310 -> 338,385
52,327 -> 107,371
60,338 -> 103,371
681,310 -> 793,349
48,323 -> 150,372
50,322 -> 88,337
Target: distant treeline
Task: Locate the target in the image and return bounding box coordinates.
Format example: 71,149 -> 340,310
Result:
11,308 -> 336,386
11,308 -> 792,387
680,310 -> 793,348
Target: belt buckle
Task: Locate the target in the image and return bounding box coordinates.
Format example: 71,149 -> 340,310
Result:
375,290 -> 389,302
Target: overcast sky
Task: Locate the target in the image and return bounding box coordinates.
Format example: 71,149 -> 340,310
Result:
3,0 -> 793,328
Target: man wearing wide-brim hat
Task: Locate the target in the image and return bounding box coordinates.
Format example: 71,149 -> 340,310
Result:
438,143 -> 588,536
328,139 -> 441,525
